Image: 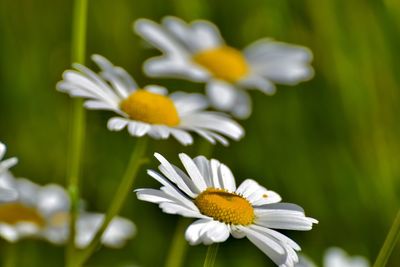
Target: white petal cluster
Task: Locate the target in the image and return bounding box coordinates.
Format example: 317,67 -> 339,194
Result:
0,173 -> 135,248
296,247 -> 370,267
134,17 -> 314,118
136,153 -> 318,267
57,55 -> 244,145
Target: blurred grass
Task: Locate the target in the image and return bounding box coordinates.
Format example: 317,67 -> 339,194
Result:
0,0 -> 399,266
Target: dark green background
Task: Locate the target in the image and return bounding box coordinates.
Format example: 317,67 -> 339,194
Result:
0,0 -> 399,266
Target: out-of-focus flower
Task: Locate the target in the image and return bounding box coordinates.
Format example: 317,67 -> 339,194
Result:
135,153 -> 318,267
0,142 -> 18,202
0,174 -> 135,248
57,55 -> 244,146
296,247 -> 370,267
134,17 -> 314,118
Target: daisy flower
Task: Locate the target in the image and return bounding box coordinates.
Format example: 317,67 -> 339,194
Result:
57,55 -> 244,146
134,17 -> 314,118
296,247 -> 370,267
0,142 -> 18,202
0,174 -> 135,248
135,153 -> 318,267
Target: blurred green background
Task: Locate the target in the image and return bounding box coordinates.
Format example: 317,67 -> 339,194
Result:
1,0 -> 400,266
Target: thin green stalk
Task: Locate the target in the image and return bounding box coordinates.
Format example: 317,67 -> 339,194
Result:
203,243 -> 219,267
373,209 -> 400,267
3,243 -> 17,267
164,218 -> 191,267
65,0 -> 88,266
75,137 -> 148,266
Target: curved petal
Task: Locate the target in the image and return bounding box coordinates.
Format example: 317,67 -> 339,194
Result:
254,203 -> 318,231
185,219 -> 229,245
324,247 -> 370,267
244,38 -> 314,85
206,80 -> 238,112
236,179 -> 282,205
36,184 -> 70,216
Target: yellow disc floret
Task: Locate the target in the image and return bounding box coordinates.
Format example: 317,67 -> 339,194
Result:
120,90 -> 180,126
0,203 -> 45,227
194,188 -> 254,225
193,46 -> 249,82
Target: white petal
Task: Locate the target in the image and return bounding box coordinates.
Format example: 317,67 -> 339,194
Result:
244,38 -> 314,85
230,89 -> 252,119
193,156 -> 213,187
154,153 -> 197,197
171,92 -> 209,116
134,19 -> 190,58
15,178 -> 40,205
0,187 -> 18,202
206,80 -> 238,111
158,202 -> 204,218
162,17 -> 223,52
178,153 -> 207,192
250,224 -> 301,251
169,128 -> 193,146
254,203 -> 318,231
0,143 -> 5,159
37,184 -> 70,216
191,20 -> 225,51
210,159 -> 222,188
75,213 -> 135,249
179,111 -> 244,143
146,169 -> 197,204
102,217 -> 136,248
135,188 -> 175,204
92,54 -> 138,98
236,179 -> 282,205
324,247 -> 370,267
218,164 -> 236,192
240,226 -> 289,265
185,219 -> 229,245
144,58 -> 210,82
0,224 -> 19,242
239,74 -> 276,95
107,117 -> 129,131
127,121 -> 151,137
143,85 -> 168,95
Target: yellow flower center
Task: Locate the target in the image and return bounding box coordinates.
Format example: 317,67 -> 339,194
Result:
193,46 -> 249,82
194,188 -> 254,225
0,203 -> 45,227
120,90 -> 180,126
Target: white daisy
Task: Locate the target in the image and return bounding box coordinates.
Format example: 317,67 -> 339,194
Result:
135,153 -> 318,267
0,142 -> 18,202
0,175 -> 135,248
296,247 -> 370,267
57,54 -> 244,146
134,17 -> 314,118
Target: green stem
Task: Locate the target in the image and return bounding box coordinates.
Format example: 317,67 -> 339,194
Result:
75,137 -> 148,266
203,243 -> 219,267
66,0 -> 88,266
164,218 -> 191,267
3,243 -> 17,267
373,209 -> 400,267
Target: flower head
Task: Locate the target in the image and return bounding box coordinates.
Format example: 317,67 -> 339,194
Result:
57,55 -> 244,146
0,142 -> 18,202
296,247 -> 370,267
0,174 -> 135,248
135,153 -> 318,267
134,17 -> 314,118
